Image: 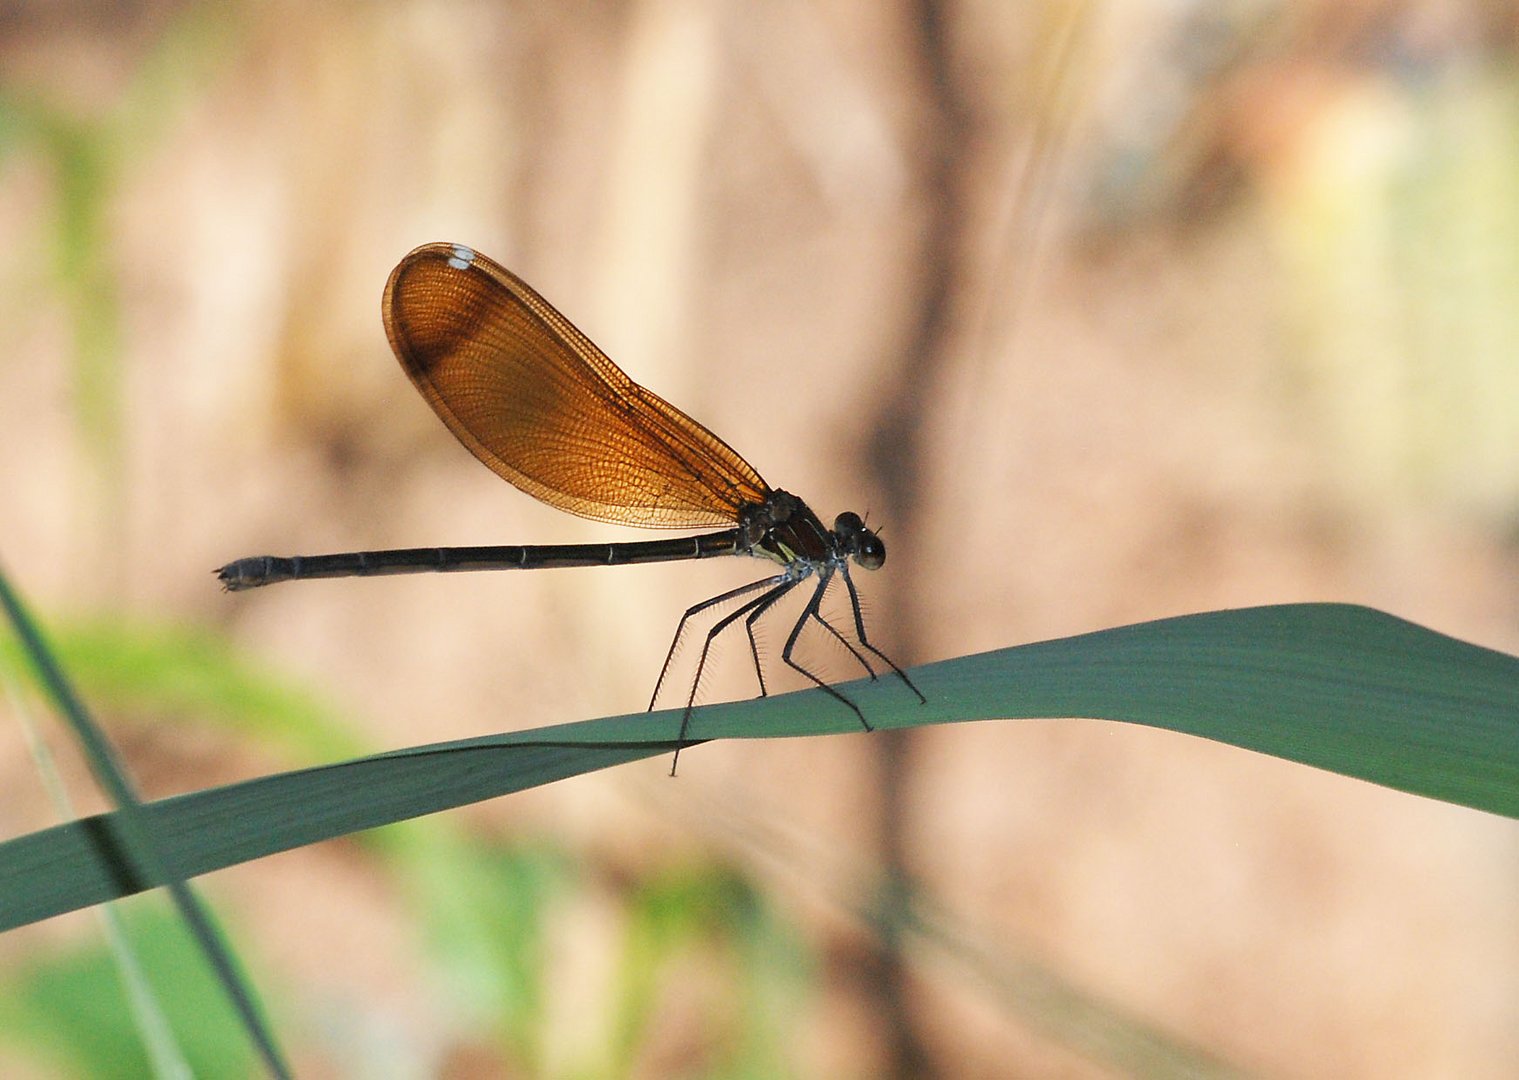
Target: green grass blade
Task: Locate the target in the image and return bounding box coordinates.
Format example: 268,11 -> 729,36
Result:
0,906 -> 261,1079
2,602 -> 1514,934
2,668 -> 193,1079
0,566 -> 292,1078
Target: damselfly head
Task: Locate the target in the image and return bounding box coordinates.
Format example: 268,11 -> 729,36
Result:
834,512 -> 886,571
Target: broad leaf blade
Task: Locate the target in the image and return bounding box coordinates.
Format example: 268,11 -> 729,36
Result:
2,603 -> 1514,933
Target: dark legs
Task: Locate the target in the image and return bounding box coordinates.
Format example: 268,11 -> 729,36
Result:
653,565 -> 922,774
798,575 -> 879,680
778,566 -> 923,706
652,573 -> 790,776
649,575 -> 783,712
668,578 -> 800,774
837,565 -> 926,704
778,567 -> 876,731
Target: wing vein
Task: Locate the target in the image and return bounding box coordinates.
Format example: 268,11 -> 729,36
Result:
381,243 -> 771,529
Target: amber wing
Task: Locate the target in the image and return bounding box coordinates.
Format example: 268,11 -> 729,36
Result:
382,243 -> 771,528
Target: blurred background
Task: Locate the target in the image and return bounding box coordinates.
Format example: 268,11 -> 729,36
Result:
2,0 -> 1518,1076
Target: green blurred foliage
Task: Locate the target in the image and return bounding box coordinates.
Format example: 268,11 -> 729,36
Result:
0,904 -> 256,1079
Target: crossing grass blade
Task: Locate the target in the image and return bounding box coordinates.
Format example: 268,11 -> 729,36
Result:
2,602 -> 1516,933
0,567 -> 292,1078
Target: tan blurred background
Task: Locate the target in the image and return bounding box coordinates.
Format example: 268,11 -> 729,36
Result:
2,0 -> 1518,1076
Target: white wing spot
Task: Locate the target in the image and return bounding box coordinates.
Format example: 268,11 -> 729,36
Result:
446,244 -> 474,270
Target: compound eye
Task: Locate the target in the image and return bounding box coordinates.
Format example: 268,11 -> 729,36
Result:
854,532 -> 885,570
834,511 -> 865,534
